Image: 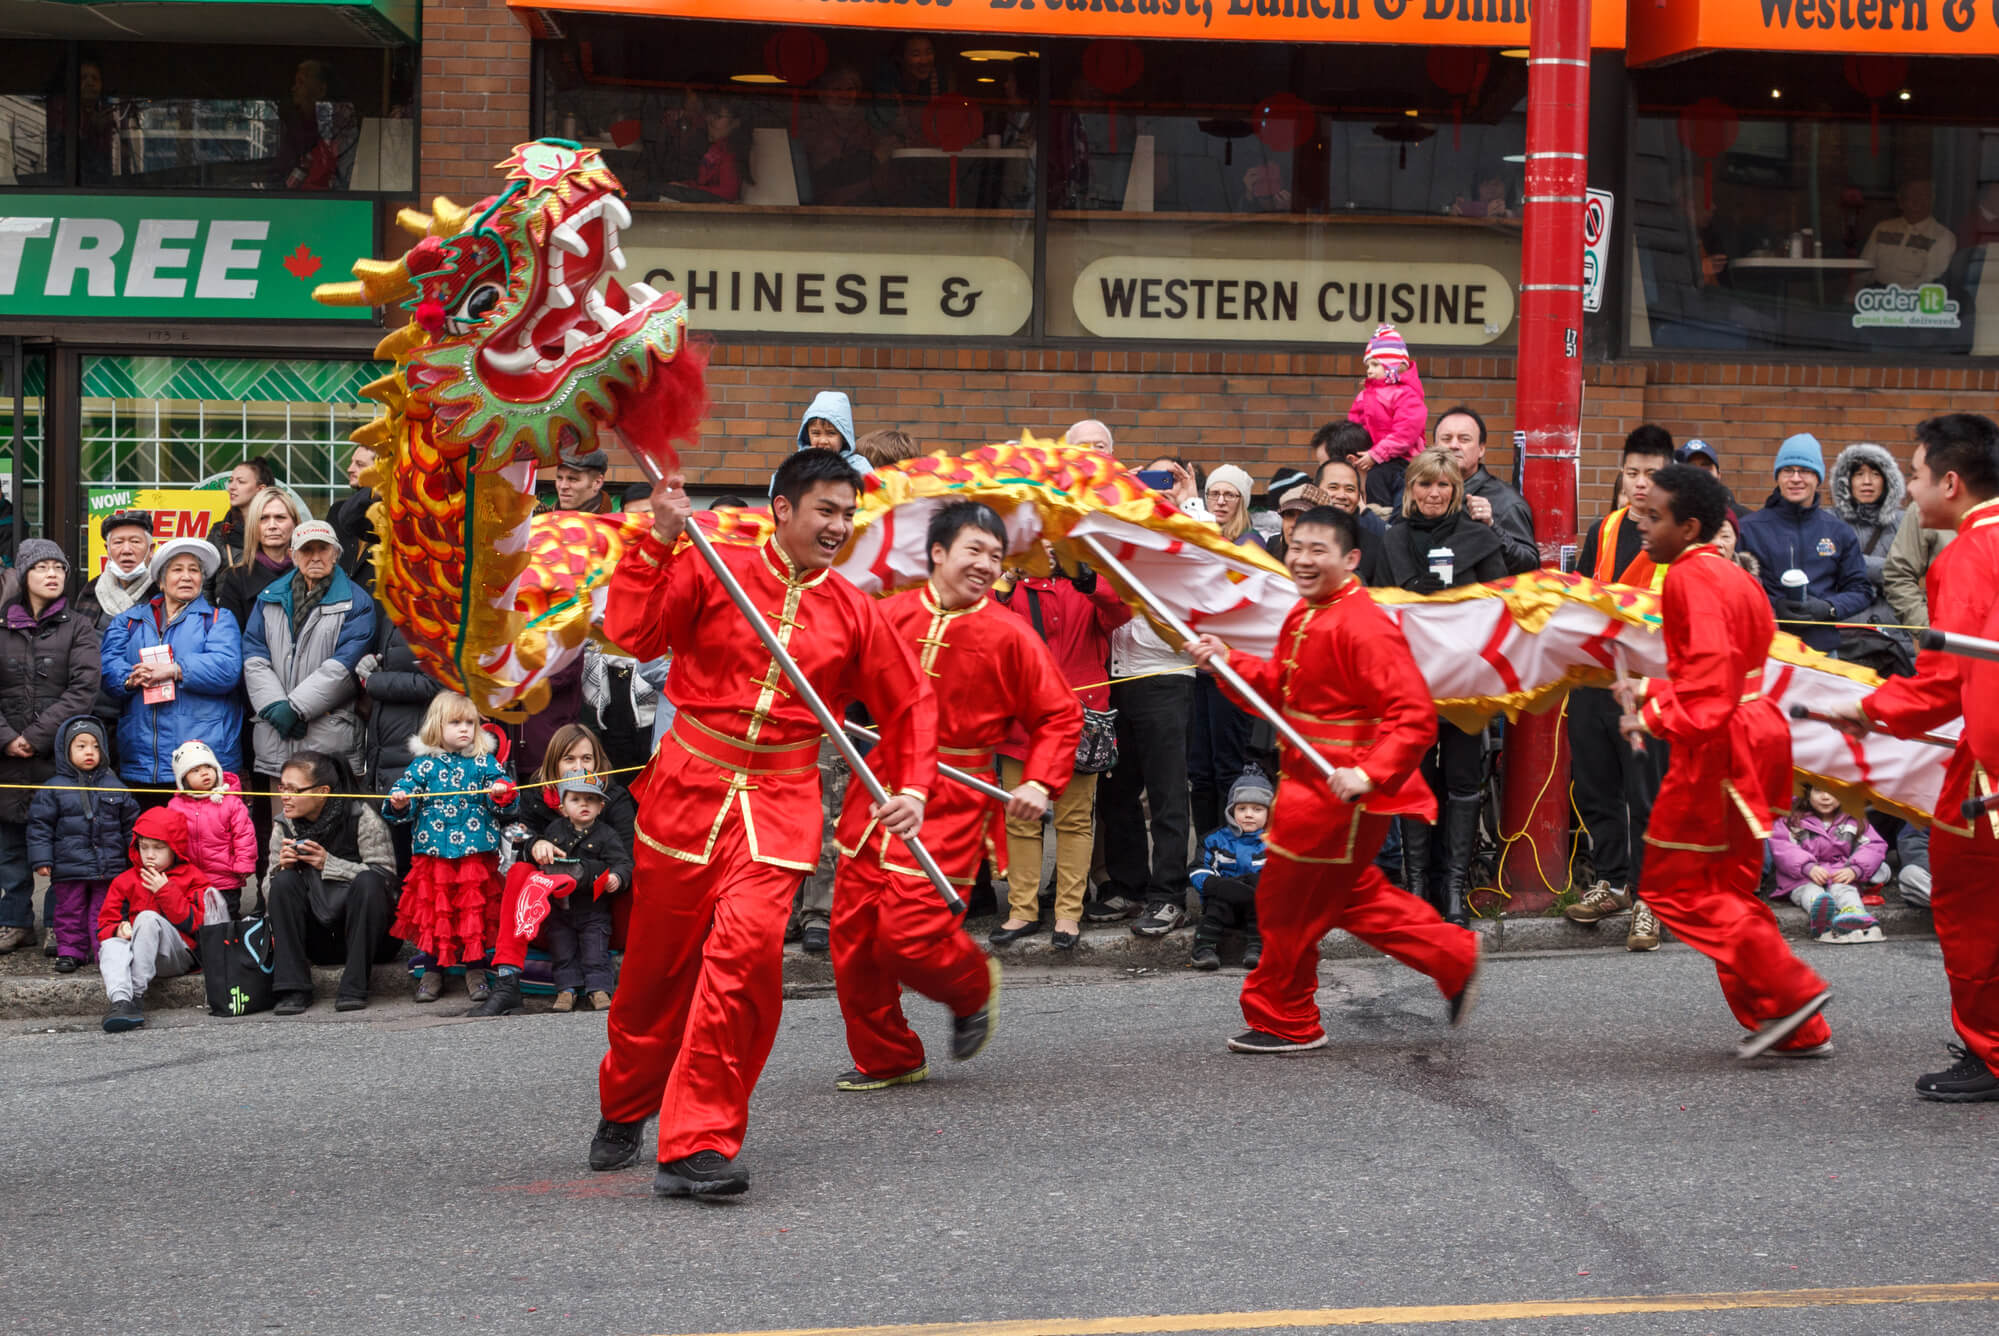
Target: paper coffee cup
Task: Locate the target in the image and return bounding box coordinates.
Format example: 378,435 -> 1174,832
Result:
1428,547 -> 1455,585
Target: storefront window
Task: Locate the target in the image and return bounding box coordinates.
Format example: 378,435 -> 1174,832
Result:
1044,41 -> 1525,345
2,349 -> 45,547
78,355 -> 378,521
3,43 -> 412,193
539,18 -> 1035,340
1631,54 -> 1999,357
0,42 -> 62,186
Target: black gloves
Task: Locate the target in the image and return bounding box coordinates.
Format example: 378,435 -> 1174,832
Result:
1778,595 -> 1836,623
1403,573 -> 1447,596
1069,561 -> 1098,595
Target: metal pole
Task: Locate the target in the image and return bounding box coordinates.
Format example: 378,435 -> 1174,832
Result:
1919,628 -> 1999,663
843,722 -> 1014,804
628,455 -> 964,913
1077,534 -> 1338,785
1500,0 -> 1592,915
1788,704 -> 1956,750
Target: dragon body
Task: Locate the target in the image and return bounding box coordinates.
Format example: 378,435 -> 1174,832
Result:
314,139 -> 703,717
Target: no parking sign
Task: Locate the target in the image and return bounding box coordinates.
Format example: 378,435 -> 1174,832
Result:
1582,189 -> 1614,314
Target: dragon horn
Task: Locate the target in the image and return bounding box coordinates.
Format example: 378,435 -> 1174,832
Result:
313,257 -> 416,309
372,323 -> 428,362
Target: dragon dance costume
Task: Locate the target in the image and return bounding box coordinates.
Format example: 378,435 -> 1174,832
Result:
598,531 -> 937,1164
830,585 -> 1081,1081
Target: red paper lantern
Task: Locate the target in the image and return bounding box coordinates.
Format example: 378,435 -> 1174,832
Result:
1253,92 -> 1313,154
1425,48 -> 1489,151
1843,54 -> 1908,156
1080,39 -> 1143,152
922,95 -> 984,207
1676,97 -> 1739,210
765,29 -> 829,135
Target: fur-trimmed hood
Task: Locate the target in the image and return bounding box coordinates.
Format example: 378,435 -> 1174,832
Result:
1831,442 -> 1906,525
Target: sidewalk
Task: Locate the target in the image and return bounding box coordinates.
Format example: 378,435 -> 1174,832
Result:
0,898 -> 1935,1019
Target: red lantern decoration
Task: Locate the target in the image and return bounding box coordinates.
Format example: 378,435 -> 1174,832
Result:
1843,54 -> 1908,157
1253,92 -> 1313,155
765,28 -> 829,135
1080,39 -> 1143,152
922,95 -> 984,208
1676,97 -> 1739,211
1425,48 -> 1489,152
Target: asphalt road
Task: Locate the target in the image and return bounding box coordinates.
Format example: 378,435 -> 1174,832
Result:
3,937 -> 1995,1336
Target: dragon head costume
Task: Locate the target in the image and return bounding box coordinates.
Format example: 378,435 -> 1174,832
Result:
314,138 -> 704,717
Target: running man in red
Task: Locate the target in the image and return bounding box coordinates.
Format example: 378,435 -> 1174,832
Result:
1617,464 -> 1832,1059
1187,506 -> 1481,1053
589,450 -> 939,1198
1829,413 -> 1999,1101
831,501 -> 1082,1090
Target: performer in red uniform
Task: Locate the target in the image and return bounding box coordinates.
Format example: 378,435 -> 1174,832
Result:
831,501 -> 1082,1090
1617,465 -> 1832,1059
1830,413 -> 1999,1101
589,450 -> 939,1197
1187,507 -> 1481,1053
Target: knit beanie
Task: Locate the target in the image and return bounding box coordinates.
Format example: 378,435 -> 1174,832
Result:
1207,464 -> 1255,506
15,538 -> 69,576
1364,323 -> 1412,379
1773,432 -> 1825,481
172,740 -> 225,797
1227,767 -> 1275,811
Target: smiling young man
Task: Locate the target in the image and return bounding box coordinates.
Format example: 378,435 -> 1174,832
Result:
1187,507 -> 1480,1053
1828,413 -> 1999,1101
829,500 -> 1081,1092
1616,464 -> 1832,1060
593,448 -> 939,1198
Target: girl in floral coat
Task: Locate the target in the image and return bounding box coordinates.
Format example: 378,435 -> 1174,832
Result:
385,693 -> 516,996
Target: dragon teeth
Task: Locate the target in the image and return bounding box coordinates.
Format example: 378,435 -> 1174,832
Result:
607,245 -> 627,273
603,197 -> 632,230
625,281 -> 659,305
562,327 -> 593,354
551,223 -> 587,257
545,284 -> 577,310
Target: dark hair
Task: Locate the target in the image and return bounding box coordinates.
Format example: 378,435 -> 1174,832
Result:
1624,424 -> 1674,464
711,494 -> 749,510
1649,464 -> 1729,542
1289,505 -> 1361,554
1311,421 -> 1373,462
280,749 -> 345,791
770,447 -> 861,509
240,455 -> 281,487
1435,405 -> 1487,445
1914,413 -> 1999,500
1315,456 -> 1360,488
1146,456 -> 1207,493
925,500 -> 1008,571
621,481 -> 654,506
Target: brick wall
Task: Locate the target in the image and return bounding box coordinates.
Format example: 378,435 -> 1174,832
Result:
419,0 -> 532,203
650,343 -> 1999,527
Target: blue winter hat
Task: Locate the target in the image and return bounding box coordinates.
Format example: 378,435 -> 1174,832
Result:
1773,433 -> 1825,480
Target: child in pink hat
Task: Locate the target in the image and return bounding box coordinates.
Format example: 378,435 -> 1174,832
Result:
1345,324 -> 1428,508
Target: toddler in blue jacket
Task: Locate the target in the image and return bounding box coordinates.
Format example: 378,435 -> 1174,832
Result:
1189,769 -> 1272,971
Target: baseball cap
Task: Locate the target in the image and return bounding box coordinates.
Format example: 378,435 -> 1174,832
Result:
1677,439 -> 1720,466
290,519 -> 343,554
558,775 -> 608,800
1276,485 -> 1313,515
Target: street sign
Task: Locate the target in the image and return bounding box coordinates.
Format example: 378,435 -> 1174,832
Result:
1582,188 -> 1614,315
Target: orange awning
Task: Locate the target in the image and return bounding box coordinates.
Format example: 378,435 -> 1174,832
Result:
510,0 -> 1626,50
1629,0 -> 1999,65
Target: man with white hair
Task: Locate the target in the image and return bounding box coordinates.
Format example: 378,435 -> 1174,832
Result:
1067,419 -> 1115,456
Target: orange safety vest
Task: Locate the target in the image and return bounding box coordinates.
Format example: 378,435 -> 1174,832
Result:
1591,508 -> 1667,591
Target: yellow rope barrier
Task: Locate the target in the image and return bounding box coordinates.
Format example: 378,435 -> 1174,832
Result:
0,763 -> 653,804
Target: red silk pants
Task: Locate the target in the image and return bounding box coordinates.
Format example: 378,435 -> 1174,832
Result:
1929,822 -> 1999,1070
831,857 -> 993,1078
597,823 -> 801,1163
1241,813 -> 1479,1045
1641,821 -> 1831,1051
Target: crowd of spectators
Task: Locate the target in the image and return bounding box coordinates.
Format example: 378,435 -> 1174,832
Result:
0,375 -> 1945,1024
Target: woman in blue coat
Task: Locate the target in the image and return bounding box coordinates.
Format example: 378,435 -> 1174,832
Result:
99,537 -> 244,800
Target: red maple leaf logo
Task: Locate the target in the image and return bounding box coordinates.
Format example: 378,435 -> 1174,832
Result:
281,245 -> 322,280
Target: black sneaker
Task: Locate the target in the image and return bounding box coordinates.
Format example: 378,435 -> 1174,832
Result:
102,999 -> 144,1033
1227,1028 -> 1327,1054
334,996 -> 368,1013
1448,937 -> 1483,1030
273,992 -> 313,1016
951,957 -> 1001,1062
588,1116 -> 649,1171
1190,943 -> 1221,971
1915,1045 -> 1999,1102
800,922 -> 831,955
1131,901 -> 1187,938
835,1064 -> 929,1092
1083,894 -> 1142,923
655,1150 -> 749,1198
51,956 -> 79,974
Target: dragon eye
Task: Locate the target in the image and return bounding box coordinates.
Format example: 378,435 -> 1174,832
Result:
447,283 -> 504,332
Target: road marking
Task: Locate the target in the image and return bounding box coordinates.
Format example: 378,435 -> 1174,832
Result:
658,1283 -> 1999,1336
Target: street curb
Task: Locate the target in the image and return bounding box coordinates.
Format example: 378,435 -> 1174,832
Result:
0,901 -> 1933,1019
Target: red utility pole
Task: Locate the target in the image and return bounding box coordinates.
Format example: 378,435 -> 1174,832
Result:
1499,0 -> 1589,915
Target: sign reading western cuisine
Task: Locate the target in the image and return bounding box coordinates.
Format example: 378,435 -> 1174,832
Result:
623,247 -> 1033,337
0,196 -> 375,321
1631,0 -> 1999,63
1072,256 -> 1514,344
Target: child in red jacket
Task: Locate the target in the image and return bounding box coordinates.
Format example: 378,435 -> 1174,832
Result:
99,808 -> 211,1034
1345,324 -> 1428,509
